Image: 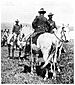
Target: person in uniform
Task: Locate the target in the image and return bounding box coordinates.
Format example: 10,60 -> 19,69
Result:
1,30 -> 3,37
4,29 -> 7,37
32,8 -> 49,33
12,19 -> 21,49
32,8 -> 49,44
25,8 -> 50,55
47,12 -> 57,33
12,19 -> 20,37
61,24 -> 67,41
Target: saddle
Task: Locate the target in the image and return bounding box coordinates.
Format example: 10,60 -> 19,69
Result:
31,31 -> 45,44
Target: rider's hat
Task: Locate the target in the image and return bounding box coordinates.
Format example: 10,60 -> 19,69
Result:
48,12 -> 54,16
15,19 -> 19,23
38,8 -> 46,14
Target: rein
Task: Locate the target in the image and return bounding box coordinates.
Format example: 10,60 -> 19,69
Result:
53,32 -> 64,42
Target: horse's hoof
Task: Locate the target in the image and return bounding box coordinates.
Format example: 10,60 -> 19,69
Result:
31,72 -> 34,75
65,40 -> 69,43
41,66 -> 43,69
53,72 -> 56,78
57,67 -> 60,72
18,59 -> 21,62
44,77 -> 47,81
26,53 -> 29,56
7,57 -> 10,59
51,70 -> 53,73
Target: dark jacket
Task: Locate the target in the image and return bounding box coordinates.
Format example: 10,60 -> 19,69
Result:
12,24 -> 20,35
32,15 -> 49,33
47,19 -> 57,32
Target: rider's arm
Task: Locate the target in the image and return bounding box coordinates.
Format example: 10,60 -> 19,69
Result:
32,16 -> 38,29
12,25 -> 15,33
46,20 -> 50,27
54,21 -> 57,30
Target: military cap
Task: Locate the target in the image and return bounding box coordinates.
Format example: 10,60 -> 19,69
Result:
48,12 -> 54,16
38,8 -> 46,14
15,19 -> 19,23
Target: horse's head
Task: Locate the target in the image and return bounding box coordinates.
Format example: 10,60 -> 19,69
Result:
19,26 -> 34,41
18,33 -> 25,42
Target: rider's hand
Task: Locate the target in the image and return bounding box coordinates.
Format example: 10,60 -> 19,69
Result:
51,31 -> 54,33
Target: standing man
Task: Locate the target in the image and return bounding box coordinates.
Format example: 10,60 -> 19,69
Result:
61,24 -> 67,41
32,8 -> 49,43
47,12 -> 57,33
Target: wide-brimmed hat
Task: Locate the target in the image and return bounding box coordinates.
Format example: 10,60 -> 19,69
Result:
48,12 -> 54,16
15,19 -> 19,23
38,8 -> 46,14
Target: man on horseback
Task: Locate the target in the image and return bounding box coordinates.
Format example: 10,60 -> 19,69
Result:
32,8 -> 49,44
12,19 -> 21,36
12,19 -> 21,49
47,12 -> 57,33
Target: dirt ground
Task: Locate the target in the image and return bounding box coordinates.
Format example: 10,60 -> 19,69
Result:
1,39 -> 74,84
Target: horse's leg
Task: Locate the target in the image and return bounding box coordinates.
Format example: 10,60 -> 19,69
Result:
1,41 -> 3,47
12,44 -> 14,58
16,41 -> 18,50
51,62 -> 53,73
53,45 -> 58,78
44,68 -> 48,81
3,40 -> 5,46
8,44 -> 11,57
15,39 -> 17,50
19,47 -> 22,61
58,44 -> 62,61
41,50 -> 49,69
31,54 -> 34,75
56,44 -> 63,72
41,51 -> 53,69
33,54 -> 36,73
36,54 -> 39,65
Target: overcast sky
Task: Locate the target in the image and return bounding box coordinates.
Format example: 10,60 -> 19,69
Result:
1,0 -> 75,26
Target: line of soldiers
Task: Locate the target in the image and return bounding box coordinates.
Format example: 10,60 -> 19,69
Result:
1,29 -> 10,40
12,8 -> 57,35
12,8 -> 57,44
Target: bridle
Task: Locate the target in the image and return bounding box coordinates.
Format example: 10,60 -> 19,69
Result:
53,31 -> 65,42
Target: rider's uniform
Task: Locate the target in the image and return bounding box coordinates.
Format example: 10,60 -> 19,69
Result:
61,27 -> 66,40
32,15 -> 49,32
12,24 -> 20,36
32,15 -> 49,44
47,19 -> 57,33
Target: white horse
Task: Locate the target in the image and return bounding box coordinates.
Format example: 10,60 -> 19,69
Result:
1,31 -> 9,46
19,25 -> 70,78
17,25 -> 34,58
35,26 -> 70,80
7,25 -> 34,59
7,32 -> 19,58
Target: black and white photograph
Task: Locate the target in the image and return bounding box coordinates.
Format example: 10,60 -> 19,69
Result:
1,0 -> 74,84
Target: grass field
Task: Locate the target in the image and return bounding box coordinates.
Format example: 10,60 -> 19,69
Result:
1,39 -> 74,84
